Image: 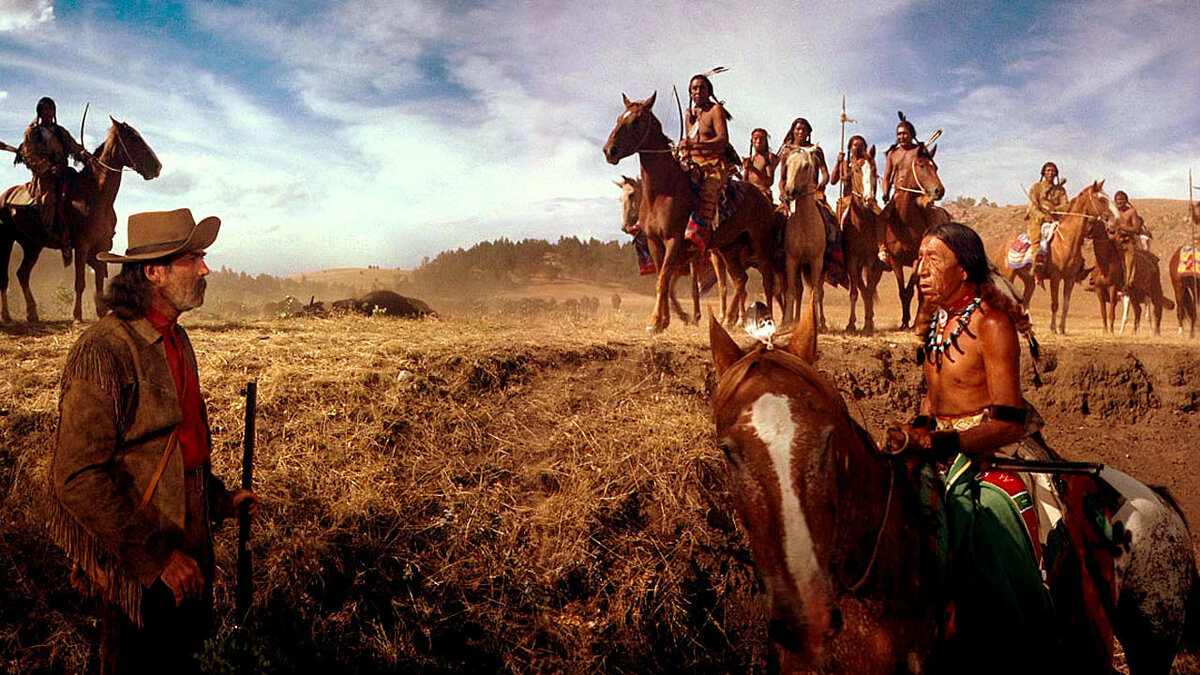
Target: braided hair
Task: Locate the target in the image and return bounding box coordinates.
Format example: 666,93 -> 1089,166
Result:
688,74 -> 733,122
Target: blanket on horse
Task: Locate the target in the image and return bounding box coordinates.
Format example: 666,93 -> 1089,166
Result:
1006,222 -> 1057,270
684,179 -> 751,252
1179,243 -> 1200,278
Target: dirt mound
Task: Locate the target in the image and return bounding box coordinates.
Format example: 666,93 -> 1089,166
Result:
331,290 -> 435,318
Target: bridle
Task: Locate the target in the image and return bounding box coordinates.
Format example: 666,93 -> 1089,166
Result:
895,155 -> 934,197
625,108 -> 674,155
92,125 -> 137,174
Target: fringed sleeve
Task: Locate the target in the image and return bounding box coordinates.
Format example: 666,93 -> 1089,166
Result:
49,336 -> 173,627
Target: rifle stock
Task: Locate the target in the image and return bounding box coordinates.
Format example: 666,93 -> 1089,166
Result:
236,381 -> 256,622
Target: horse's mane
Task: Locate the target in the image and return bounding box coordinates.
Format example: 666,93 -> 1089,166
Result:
712,343 -> 846,421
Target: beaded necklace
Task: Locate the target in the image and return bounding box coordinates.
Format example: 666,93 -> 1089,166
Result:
918,296 -> 982,369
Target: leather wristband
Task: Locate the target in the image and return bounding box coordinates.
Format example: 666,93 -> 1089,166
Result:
930,430 -> 961,462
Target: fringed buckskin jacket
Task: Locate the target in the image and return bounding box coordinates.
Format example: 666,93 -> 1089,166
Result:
49,312 -> 231,627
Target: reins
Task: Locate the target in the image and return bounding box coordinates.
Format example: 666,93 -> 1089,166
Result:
92,128 -> 136,174
895,159 -> 930,196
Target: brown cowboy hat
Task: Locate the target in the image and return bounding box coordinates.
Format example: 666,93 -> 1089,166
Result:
97,208 -> 220,263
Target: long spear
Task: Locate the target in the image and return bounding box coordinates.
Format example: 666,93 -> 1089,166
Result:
1190,167 -> 1195,248
839,95 -> 847,205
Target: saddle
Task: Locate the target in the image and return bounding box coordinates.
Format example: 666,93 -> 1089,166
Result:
1006,222 -> 1057,270
1179,243 -> 1200,278
1,184 -> 35,208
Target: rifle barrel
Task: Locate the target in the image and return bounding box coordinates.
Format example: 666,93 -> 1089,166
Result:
985,456 -> 1103,476
236,381 -> 256,621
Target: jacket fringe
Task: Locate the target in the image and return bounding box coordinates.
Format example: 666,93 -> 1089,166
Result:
44,492 -> 145,628
60,339 -> 124,421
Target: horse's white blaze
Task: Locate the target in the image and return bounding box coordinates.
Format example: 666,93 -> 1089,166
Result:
859,161 -> 875,202
620,110 -> 634,121
749,393 -> 820,592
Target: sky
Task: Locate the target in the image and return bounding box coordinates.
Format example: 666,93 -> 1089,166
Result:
0,0 -> 1197,276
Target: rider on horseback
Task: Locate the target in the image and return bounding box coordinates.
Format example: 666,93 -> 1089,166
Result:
1113,190 -> 1151,294
742,128 -> 778,204
886,222 -> 1060,671
14,97 -> 91,266
880,113 -> 924,266
1026,162 -> 1070,283
778,117 -> 844,283
677,74 -> 739,251
831,134 -> 879,225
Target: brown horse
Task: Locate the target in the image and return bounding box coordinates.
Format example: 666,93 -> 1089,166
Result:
709,309 -> 938,672
994,181 -> 1114,334
1085,216 -> 1124,333
603,93 -> 777,332
1169,243 -> 1198,338
1116,250 -> 1175,335
779,148 -> 826,329
837,162 -> 884,333
0,117 -> 161,322
878,145 -> 947,329
710,312 -> 1200,673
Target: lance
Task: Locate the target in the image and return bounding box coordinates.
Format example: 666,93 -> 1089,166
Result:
0,141 -> 17,154
236,381 -> 257,624
1190,167 -> 1195,248
839,95 -> 847,204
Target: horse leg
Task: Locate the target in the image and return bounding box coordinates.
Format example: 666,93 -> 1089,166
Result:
784,256 -> 801,328
711,251 -> 728,324
0,236 -> 13,323
811,260 -> 826,333
1048,276 -> 1061,334
1059,279 -> 1076,335
892,263 -> 910,330
15,245 -> 41,322
863,265 -> 881,334
73,249 -> 87,322
1021,270 -> 1036,306
725,255 -> 750,327
649,239 -> 677,332
846,259 -> 859,332
1119,296 -> 1130,335
690,261 -> 701,325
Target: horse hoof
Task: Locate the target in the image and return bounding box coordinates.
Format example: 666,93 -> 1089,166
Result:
845,322 -> 856,332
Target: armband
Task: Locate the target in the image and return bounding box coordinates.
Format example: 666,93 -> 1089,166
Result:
989,405 -> 1027,424
930,431 -> 961,462
911,415 -> 936,432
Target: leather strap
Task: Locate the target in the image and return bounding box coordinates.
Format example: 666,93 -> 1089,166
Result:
136,429 -> 178,512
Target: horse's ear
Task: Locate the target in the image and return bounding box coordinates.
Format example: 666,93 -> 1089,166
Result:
786,300 -> 818,363
622,175 -> 635,184
645,91 -> 657,110
614,179 -> 624,187
1096,179 -> 1105,191
928,145 -> 937,159
709,315 -> 743,376
868,144 -> 876,159
622,93 -> 632,107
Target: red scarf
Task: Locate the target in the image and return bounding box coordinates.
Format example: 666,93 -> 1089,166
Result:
146,309 -> 210,471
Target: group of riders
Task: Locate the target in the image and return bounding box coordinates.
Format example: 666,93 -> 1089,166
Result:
2,96 -> 93,267
671,72 -> 1165,672
675,72 -> 1153,295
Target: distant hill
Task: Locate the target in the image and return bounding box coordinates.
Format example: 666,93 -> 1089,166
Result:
287,267 -> 410,294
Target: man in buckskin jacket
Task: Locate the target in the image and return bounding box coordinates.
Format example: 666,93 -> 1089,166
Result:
49,208 -> 258,674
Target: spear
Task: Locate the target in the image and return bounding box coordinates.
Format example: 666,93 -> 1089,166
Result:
839,95 -> 847,205
1190,167 -> 1195,248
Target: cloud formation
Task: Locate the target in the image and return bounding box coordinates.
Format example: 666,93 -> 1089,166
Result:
0,0 -> 1195,275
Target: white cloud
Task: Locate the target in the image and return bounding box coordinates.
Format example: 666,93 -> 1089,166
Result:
0,0 -> 52,31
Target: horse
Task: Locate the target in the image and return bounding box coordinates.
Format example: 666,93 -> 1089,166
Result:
1085,215 -> 1125,333
1169,243 -> 1198,338
709,310 -> 1199,673
779,148 -> 826,329
994,181 -> 1114,334
0,117 -> 161,322
836,153 -> 884,333
878,145 -> 947,329
1115,250 -> 1175,335
603,93 -> 777,332
616,174 -> 722,326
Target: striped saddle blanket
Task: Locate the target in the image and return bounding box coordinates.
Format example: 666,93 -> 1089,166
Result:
1179,244 -> 1200,278
1006,222 -> 1057,270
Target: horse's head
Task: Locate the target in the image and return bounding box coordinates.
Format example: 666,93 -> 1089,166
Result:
708,309 -> 851,663
1074,179 -> 1117,226
614,175 -> 641,230
603,93 -> 667,165
908,144 -> 944,202
781,148 -> 816,202
105,116 -> 162,180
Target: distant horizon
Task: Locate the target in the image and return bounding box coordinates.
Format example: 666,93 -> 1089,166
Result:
2,1 -> 1197,276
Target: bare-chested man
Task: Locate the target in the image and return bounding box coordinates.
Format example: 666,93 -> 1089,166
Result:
677,73 -> 737,251
742,128 -> 778,203
1112,190 -> 1149,291
885,222 -> 1059,671
830,134 -> 879,228
878,115 -> 924,264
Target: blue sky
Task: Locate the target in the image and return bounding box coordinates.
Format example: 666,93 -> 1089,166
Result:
1,0 -> 1197,275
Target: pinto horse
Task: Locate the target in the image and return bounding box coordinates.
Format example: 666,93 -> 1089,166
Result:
603,93 -> 777,332
709,313 -> 1199,673
779,148 -> 826,329
0,117 -> 161,322
878,145 -> 947,329
1170,243 -> 1198,338
994,181 -> 1114,334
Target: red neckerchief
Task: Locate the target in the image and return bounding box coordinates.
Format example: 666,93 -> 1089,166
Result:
146,308 -> 210,471
938,284 -> 979,315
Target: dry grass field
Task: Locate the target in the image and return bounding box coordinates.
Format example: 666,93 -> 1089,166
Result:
2,277 -> 1199,672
